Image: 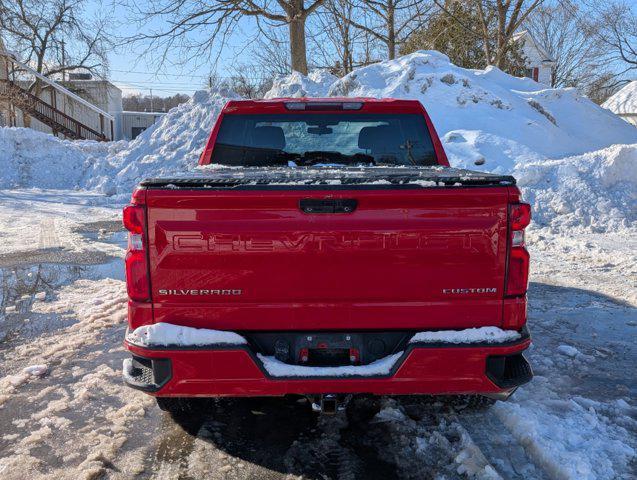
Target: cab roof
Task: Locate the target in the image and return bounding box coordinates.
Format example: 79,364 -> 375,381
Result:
222,97 -> 426,114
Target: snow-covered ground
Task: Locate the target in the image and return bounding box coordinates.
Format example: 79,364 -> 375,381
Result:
0,51 -> 635,478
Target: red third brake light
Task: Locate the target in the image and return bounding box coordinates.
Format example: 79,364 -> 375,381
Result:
506,203 -> 531,297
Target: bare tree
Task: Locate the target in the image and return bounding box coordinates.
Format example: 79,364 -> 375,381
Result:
432,0 -> 544,69
122,0 -> 327,75
311,0 -> 360,74
0,0 -> 110,79
225,64 -> 276,97
525,1 -> 608,89
250,27 -> 291,76
595,1 -> 637,75
309,0 -> 371,76
347,0 -> 433,60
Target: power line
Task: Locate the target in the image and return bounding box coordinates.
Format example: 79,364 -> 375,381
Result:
112,78 -> 207,86
110,68 -> 210,78
109,68 -> 267,81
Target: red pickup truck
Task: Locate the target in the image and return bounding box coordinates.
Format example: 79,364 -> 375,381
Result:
122,98 -> 532,414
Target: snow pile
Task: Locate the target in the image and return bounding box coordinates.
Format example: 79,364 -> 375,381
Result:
85,89 -> 238,197
126,322 -> 247,347
516,143 -> 637,232
266,69 -> 337,98
257,351 -> 403,377
410,326 -> 521,344
602,80 -> 637,115
270,51 -> 637,173
0,127 -> 123,189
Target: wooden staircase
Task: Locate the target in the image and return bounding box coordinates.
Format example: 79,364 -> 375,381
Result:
0,79 -> 108,141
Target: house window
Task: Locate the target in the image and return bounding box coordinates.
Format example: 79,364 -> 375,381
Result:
524,67 -> 539,82
131,126 -> 146,139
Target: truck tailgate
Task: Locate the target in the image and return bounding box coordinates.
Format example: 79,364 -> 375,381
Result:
144,186 -> 511,331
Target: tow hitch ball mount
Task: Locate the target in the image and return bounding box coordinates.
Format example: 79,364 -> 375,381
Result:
308,394 -> 351,414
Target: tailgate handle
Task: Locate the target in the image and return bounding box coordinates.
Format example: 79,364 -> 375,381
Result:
300,199 -> 357,214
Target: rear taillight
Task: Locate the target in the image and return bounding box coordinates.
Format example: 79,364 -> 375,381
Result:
506,203 -> 531,297
122,203 -> 150,302
123,204 -> 144,234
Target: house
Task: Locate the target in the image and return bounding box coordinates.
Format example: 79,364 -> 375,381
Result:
60,77 -> 167,140
0,44 -> 116,141
0,42 -> 165,141
602,81 -> 637,127
512,30 -> 555,86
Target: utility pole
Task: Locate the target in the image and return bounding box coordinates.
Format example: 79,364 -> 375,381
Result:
61,40 -> 66,81
150,88 -> 154,112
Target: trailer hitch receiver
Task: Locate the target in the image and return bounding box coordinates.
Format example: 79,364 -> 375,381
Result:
308,394 -> 351,414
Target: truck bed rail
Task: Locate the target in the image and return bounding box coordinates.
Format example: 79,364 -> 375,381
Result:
139,166 -> 516,190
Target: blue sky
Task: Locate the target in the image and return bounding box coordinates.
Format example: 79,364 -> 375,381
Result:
88,0 -> 260,96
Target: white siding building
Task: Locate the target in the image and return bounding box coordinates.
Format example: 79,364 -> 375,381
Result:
512,30 -> 555,86
0,46 -> 116,140
120,111 -> 166,140
602,81 -> 637,127
1,40 -> 166,141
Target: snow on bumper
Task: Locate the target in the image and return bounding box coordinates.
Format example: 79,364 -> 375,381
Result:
123,325 -> 532,396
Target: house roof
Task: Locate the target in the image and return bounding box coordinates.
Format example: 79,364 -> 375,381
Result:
602,81 -> 637,115
512,30 -> 555,63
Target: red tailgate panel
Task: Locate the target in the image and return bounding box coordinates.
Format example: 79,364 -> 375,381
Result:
146,188 -> 509,330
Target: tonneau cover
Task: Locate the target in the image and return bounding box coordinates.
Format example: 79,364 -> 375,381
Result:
139,166 -> 515,190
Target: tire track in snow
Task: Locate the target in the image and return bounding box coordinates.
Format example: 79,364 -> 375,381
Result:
457,409 -> 551,480
38,219 -> 61,249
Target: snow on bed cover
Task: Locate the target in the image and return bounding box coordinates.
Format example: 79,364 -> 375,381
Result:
146,164 -> 512,186
126,322 -> 247,347
410,326 -> 521,344
257,352 -> 404,377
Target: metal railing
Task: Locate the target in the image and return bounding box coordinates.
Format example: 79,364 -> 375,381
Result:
0,79 -> 108,141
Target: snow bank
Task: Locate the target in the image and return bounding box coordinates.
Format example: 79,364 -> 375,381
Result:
266,70 -> 337,98
516,143 -> 637,233
269,51 -> 637,173
86,89 -> 238,198
0,127 -> 123,189
257,351 -> 403,377
126,322 -> 247,347
410,326 -> 521,344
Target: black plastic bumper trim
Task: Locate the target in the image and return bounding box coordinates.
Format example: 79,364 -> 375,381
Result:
486,352 -> 533,388
122,355 -> 172,392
